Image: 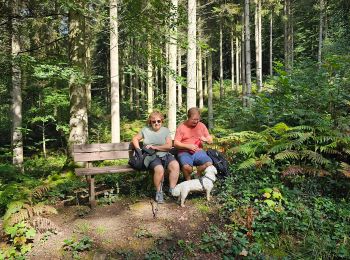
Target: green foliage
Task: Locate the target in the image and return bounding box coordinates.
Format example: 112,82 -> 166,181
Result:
211,132 -> 350,258
62,236 -> 93,259
0,221 -> 36,259
224,123 -> 349,180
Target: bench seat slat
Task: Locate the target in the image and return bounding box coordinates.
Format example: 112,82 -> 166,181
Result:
74,150 -> 131,162
73,142 -> 132,153
75,165 -> 135,176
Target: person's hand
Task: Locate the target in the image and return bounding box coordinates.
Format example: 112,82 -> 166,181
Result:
136,148 -> 142,155
200,136 -> 208,143
188,144 -> 199,152
145,144 -> 155,150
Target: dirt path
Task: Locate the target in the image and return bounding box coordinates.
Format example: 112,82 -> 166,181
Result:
28,196 -> 218,259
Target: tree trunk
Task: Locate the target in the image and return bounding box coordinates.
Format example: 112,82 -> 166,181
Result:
198,5 -> 203,108
241,14 -> 246,97
168,0 -> 178,138
244,0 -> 252,107
110,0 -> 120,143
147,39 -> 153,114
187,0 -> 197,109
203,54 -> 208,98
198,49 -> 203,109
269,11 -> 273,76
177,46 -> 182,108
255,0 -> 262,92
284,0 -> 292,72
208,54 -> 214,130
68,1 -> 88,151
235,36 -> 240,91
165,41 -> 169,108
135,75 -> 141,118
231,29 -> 235,91
10,0 -> 23,168
219,22 -> 223,99
318,0 -> 324,65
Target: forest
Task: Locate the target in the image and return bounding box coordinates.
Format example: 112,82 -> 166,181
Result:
1,0 -> 350,259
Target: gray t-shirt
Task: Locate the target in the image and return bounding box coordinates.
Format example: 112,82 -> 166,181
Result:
140,126 -> 171,167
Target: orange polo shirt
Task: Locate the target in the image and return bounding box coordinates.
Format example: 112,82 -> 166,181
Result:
174,122 -> 210,152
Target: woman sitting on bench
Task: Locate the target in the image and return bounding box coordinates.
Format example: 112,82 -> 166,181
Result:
132,111 -> 180,203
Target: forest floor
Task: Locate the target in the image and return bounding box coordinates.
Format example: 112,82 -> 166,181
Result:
27,194 -> 219,260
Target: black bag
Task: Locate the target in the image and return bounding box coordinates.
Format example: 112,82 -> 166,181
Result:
207,149 -> 230,177
128,149 -> 146,170
142,146 -> 156,155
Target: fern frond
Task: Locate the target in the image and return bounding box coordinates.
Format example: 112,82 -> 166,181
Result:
5,208 -> 30,227
268,142 -> 293,154
235,143 -> 258,156
284,131 -> 310,139
282,165 -> 329,177
318,142 -> 340,154
339,162 -> 350,178
3,203 -> 57,228
23,203 -> 34,219
31,184 -> 51,199
314,135 -> 337,144
282,165 -> 304,176
32,204 -> 58,216
275,150 -> 300,161
342,149 -> 350,155
291,125 -> 314,131
271,122 -> 290,135
238,158 -> 257,170
255,154 -> 272,168
226,131 -> 263,143
290,132 -> 313,148
300,150 -> 330,165
30,216 -> 58,233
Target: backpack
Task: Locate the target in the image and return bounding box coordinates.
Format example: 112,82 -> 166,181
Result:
128,149 -> 146,170
207,149 -> 230,178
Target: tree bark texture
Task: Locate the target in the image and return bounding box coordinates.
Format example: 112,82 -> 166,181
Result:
255,0 -> 262,92
68,1 -> 89,152
219,22 -> 223,99
187,0 -> 197,109
208,54 -> 214,130
244,0 -> 252,107
168,0 -> 178,138
10,0 -> 23,167
147,39 -> 153,114
110,0 -> 120,143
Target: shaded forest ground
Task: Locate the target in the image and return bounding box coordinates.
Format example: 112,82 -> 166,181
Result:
27,195 -> 220,259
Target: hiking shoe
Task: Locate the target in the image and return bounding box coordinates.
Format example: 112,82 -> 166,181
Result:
155,191 -> 164,203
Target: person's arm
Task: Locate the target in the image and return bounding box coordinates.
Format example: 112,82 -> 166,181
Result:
173,140 -> 196,150
200,125 -> 213,144
132,133 -> 143,150
146,136 -> 172,151
200,135 -> 213,144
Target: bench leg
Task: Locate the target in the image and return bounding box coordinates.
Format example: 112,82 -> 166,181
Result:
86,175 -> 97,208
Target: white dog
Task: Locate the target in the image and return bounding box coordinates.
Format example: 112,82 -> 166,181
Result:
171,165 -> 217,207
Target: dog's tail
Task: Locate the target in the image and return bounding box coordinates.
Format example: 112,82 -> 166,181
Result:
171,184 -> 181,197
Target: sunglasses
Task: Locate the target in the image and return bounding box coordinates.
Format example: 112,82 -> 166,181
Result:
151,120 -> 162,124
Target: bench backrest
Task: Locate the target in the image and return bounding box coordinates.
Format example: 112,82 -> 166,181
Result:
73,142 -> 134,162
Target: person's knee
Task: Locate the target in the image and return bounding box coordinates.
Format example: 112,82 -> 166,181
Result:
168,160 -> 180,172
153,165 -> 165,175
182,164 -> 193,173
203,161 -> 213,168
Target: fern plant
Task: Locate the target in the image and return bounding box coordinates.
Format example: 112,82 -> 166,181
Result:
222,123 -> 350,177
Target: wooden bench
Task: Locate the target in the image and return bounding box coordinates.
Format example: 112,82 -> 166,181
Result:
73,142 -> 137,207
